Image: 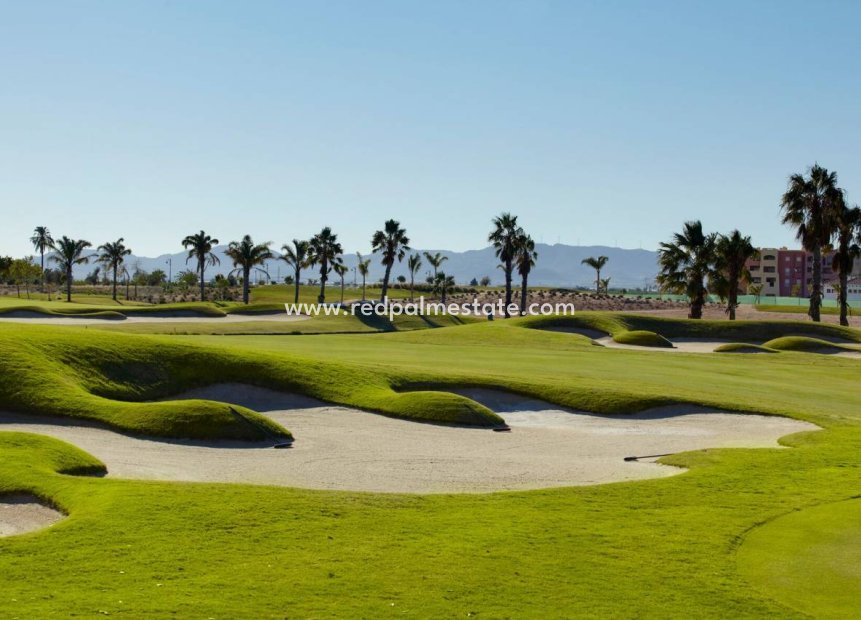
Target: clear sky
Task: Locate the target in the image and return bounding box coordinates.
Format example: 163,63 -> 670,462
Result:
1,0 -> 859,257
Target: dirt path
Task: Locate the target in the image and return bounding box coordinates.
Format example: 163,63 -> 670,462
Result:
0,385 -> 817,493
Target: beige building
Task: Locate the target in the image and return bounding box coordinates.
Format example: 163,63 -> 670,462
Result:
747,248 -> 779,296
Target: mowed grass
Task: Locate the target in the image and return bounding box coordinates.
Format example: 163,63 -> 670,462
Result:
737,498 -> 861,618
0,314 -> 860,616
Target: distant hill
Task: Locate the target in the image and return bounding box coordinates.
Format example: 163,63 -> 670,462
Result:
66,243 -> 658,289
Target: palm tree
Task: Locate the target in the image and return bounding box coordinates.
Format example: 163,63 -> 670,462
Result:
830,201 -> 861,326
371,219 -> 410,302
600,277 -> 611,294
49,236 -> 92,302
515,234 -> 538,315
423,252 -> 448,280
307,227 -> 343,304
182,231 -> 220,302
97,238 -> 132,301
748,282 -> 764,305
712,230 -> 757,320
781,164 -> 842,322
357,253 -> 371,301
580,256 -> 608,294
225,235 -> 273,304
433,271 -> 456,304
333,261 -> 348,305
657,221 -> 717,319
407,253 -> 422,301
30,226 -> 54,297
280,239 -> 310,305
488,213 -> 523,318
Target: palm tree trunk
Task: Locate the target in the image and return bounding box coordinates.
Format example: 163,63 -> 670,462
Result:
40,251 -> 45,294
520,272 -> 528,315
112,267 -> 118,301
362,276 -> 366,301
200,259 -> 206,302
689,280 -> 704,319
66,267 -> 72,302
410,274 -> 414,302
294,267 -> 300,304
318,260 -> 327,304
728,269 -> 738,321
381,262 -> 392,302
243,266 -> 250,304
839,263 -> 849,326
810,246 -> 822,322
504,259 -> 512,318
596,269 -> 601,294
340,277 -> 345,304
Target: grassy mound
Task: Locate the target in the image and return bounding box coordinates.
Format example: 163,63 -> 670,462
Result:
713,343 -> 777,354
519,312 -> 861,343
0,306 -> 127,320
762,336 -> 860,353
737,499 -> 861,618
612,330 -> 673,348
0,324 -> 502,440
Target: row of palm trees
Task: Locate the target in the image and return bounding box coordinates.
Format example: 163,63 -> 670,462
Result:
780,164 -> 859,325
30,229 -> 135,302
488,213 -> 538,318
657,222 -> 757,320
657,164 -> 860,325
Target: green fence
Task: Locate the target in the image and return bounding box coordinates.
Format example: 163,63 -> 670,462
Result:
624,293 -> 844,308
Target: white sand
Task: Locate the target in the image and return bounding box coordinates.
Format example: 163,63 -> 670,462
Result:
0,494 -> 64,537
0,384 -> 818,493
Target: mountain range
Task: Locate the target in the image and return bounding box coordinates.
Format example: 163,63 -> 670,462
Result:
67,244 -> 659,289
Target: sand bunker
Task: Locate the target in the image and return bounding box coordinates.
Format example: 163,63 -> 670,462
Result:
0,494 -> 64,537
0,384 -> 817,493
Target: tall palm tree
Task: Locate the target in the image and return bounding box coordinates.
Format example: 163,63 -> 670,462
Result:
433,271 -> 455,304
333,261 -> 348,305
580,256 -> 608,294
30,226 -> 54,296
831,201 -> 861,326
515,234 -> 538,315
280,239 -> 310,304
357,253 -> 371,301
182,231 -> 220,302
307,227 -> 343,304
423,252 -> 448,280
49,236 -> 92,302
97,238 -> 132,301
407,253 -> 422,301
371,219 -> 410,302
225,235 -> 273,304
781,164 -> 842,322
656,221 -> 717,319
712,230 -> 757,320
488,213 -> 523,318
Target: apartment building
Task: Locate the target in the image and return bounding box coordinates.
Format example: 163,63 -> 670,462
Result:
745,247 -> 842,298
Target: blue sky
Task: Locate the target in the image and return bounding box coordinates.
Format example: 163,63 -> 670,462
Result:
1,0 -> 859,257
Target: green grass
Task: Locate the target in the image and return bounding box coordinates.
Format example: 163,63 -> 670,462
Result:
2,315 -> 861,616
737,498 -> 861,618
756,304 -> 852,316
763,336 -> 861,353
612,329 -> 673,347
713,343 -> 777,353
0,323 -> 501,439
521,311 -> 861,343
